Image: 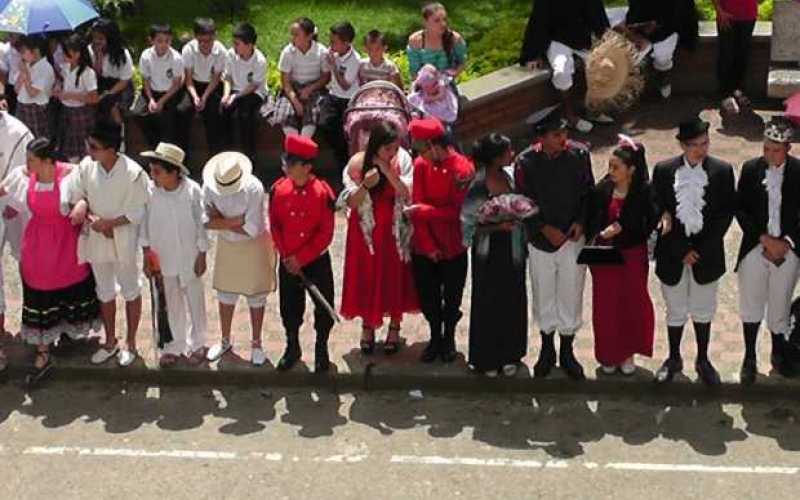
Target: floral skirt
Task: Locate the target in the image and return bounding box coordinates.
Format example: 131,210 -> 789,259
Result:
21,274 -> 102,346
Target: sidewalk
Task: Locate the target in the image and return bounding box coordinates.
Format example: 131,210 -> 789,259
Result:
3,96 -> 799,398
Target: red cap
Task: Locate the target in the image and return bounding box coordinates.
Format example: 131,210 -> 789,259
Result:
408,118 -> 445,141
284,134 -> 319,160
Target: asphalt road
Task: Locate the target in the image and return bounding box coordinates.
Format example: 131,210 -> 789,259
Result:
1,382 -> 800,499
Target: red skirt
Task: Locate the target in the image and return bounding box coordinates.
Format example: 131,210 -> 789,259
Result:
340,194 -> 419,327
590,244 -> 654,366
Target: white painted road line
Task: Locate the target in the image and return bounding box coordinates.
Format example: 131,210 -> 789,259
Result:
390,455 -> 567,469
23,446 -> 240,460
604,463 -> 800,475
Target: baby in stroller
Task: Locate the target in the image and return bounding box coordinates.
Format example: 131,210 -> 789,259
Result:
407,64 -> 458,126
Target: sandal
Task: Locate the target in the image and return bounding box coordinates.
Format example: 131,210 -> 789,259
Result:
383,324 -> 402,356
159,353 -> 179,368
186,349 -> 206,366
360,327 -> 376,355
26,350 -> 53,387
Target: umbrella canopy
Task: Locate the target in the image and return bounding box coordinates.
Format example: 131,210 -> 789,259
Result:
0,0 -> 99,35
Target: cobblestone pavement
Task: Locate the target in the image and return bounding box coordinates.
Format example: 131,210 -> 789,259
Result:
1,96 -> 795,388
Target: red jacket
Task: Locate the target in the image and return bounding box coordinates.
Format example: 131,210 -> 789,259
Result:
409,150 -> 475,259
719,0 -> 757,21
269,175 -> 335,267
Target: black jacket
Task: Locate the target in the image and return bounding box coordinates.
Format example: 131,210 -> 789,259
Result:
515,141 -> 595,252
519,0 -> 610,64
735,155 -> 800,269
625,0 -> 699,48
588,177 -> 658,249
652,155 -> 735,286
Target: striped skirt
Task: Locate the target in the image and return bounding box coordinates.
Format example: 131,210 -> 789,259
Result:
60,105 -> 96,161
16,102 -> 49,139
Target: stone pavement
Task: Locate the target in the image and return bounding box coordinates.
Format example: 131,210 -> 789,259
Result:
2,96 -> 798,395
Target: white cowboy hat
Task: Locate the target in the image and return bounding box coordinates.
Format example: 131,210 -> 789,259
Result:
585,31 -> 645,113
141,142 -> 190,176
202,151 -> 253,196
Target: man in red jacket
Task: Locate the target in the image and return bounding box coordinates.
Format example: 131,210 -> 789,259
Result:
269,134 -> 336,372
405,118 -> 475,363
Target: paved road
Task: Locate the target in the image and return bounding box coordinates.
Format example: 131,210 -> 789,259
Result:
2,382 -> 800,499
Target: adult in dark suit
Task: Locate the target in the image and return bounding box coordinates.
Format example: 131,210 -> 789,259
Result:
735,117 -> 800,385
651,117 -> 735,386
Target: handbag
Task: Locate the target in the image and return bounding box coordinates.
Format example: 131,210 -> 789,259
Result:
577,245 -> 624,266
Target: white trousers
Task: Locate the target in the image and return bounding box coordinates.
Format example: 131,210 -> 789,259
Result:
651,33 -> 679,72
528,239 -> 587,335
217,291 -> 268,308
91,260 -> 142,303
162,275 -> 208,356
738,246 -> 799,335
546,41 -> 588,91
661,266 -> 719,326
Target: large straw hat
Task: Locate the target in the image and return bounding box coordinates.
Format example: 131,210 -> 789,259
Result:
202,151 -> 253,196
141,142 -> 189,176
585,31 -> 645,113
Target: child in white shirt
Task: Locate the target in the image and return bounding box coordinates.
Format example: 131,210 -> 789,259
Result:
54,34 -> 99,162
137,24 -> 184,149
15,36 -> 55,138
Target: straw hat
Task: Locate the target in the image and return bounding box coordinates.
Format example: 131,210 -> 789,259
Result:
141,142 -> 190,176
202,151 -> 253,196
585,31 -> 645,113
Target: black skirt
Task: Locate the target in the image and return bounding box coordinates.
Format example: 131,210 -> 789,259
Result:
22,274 -> 100,331
468,232 -> 528,371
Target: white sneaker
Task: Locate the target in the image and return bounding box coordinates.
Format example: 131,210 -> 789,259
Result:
600,365 -> 617,375
591,112 -> 615,124
572,118 -> 594,133
118,349 -> 137,367
485,370 -> 498,378
502,364 -> 518,377
659,84 -> 672,99
721,96 -> 740,114
251,347 -> 267,367
90,346 -> 119,365
207,340 -> 232,361
620,357 -> 636,376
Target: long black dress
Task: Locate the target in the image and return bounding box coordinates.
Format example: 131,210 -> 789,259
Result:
461,169 -> 528,371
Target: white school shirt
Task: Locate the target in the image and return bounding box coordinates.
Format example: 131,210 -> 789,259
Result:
224,47 -> 268,98
59,63 -> 98,108
277,41 -> 329,85
68,154 -> 150,264
326,46 -> 361,99
202,175 -> 265,243
17,58 -> 55,106
140,46 -> 184,93
88,46 -> 135,81
182,39 -> 227,83
0,43 -> 22,86
140,178 -> 209,285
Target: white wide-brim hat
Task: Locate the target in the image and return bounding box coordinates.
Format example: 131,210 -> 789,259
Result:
141,142 -> 190,176
202,151 -> 253,196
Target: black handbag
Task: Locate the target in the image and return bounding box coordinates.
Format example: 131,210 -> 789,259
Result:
577,245 -> 624,265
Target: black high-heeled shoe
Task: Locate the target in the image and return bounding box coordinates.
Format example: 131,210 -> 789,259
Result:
360,328 -> 376,356
383,325 -> 402,356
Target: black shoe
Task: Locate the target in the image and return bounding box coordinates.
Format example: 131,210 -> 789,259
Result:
360,328 -> 376,356
695,358 -> 721,387
771,334 -> 797,378
558,336 -> 585,381
420,340 -> 440,363
439,332 -> 457,364
314,345 -> 330,373
277,333 -> 301,372
740,358 -> 757,386
534,344 -> 556,378
26,352 -> 53,388
655,356 -> 683,384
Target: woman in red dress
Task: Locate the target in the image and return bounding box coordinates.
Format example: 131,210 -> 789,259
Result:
588,138 -> 658,375
340,122 -> 418,355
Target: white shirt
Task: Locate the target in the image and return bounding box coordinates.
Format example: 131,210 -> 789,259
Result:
141,178 -> 209,284
764,163 -> 785,238
278,41 -> 329,85
182,39 -> 227,83
69,154 -> 150,264
140,46 -> 184,93
202,175 -> 265,243
0,112 -> 32,179
17,58 -> 55,106
89,46 -> 135,81
0,43 -> 22,85
59,63 -> 98,108
224,47 -> 268,98
326,46 -> 361,99
674,157 -> 709,236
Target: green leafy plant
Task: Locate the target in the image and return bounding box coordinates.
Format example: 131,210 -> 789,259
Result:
92,0 -> 136,17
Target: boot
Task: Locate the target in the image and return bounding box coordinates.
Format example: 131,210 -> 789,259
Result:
420,320 -> 442,364
277,330 -> 301,371
314,329 -> 331,373
740,322 -> 759,386
771,333 -> 797,378
558,334 -> 585,381
694,322 -> 720,387
533,331 -> 556,378
440,316 -> 460,363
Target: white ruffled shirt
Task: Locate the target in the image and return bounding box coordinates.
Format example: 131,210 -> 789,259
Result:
763,163 -> 785,238
674,157 -> 708,236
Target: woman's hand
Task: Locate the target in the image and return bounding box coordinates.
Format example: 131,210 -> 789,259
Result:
69,200 -> 88,226
658,212 -> 672,236
599,222 -> 622,241
362,169 -> 380,189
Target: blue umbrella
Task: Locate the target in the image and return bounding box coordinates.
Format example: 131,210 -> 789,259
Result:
0,0 -> 99,35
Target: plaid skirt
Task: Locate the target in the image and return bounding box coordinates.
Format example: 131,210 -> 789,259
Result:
16,102 -> 49,138
60,105 -> 96,161
268,81 -> 325,128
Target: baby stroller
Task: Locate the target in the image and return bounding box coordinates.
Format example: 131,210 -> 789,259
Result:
344,81 -> 413,155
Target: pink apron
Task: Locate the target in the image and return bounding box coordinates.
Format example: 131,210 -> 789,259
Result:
21,163 -> 90,291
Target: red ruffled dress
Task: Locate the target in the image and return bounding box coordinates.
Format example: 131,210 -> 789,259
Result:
340,180 -> 419,328
590,197 -> 655,366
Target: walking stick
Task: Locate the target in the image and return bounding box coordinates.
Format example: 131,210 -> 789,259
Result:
146,251 -> 174,362
298,271 -> 340,323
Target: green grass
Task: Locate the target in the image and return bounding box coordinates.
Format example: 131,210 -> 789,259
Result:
115,0 -> 773,88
